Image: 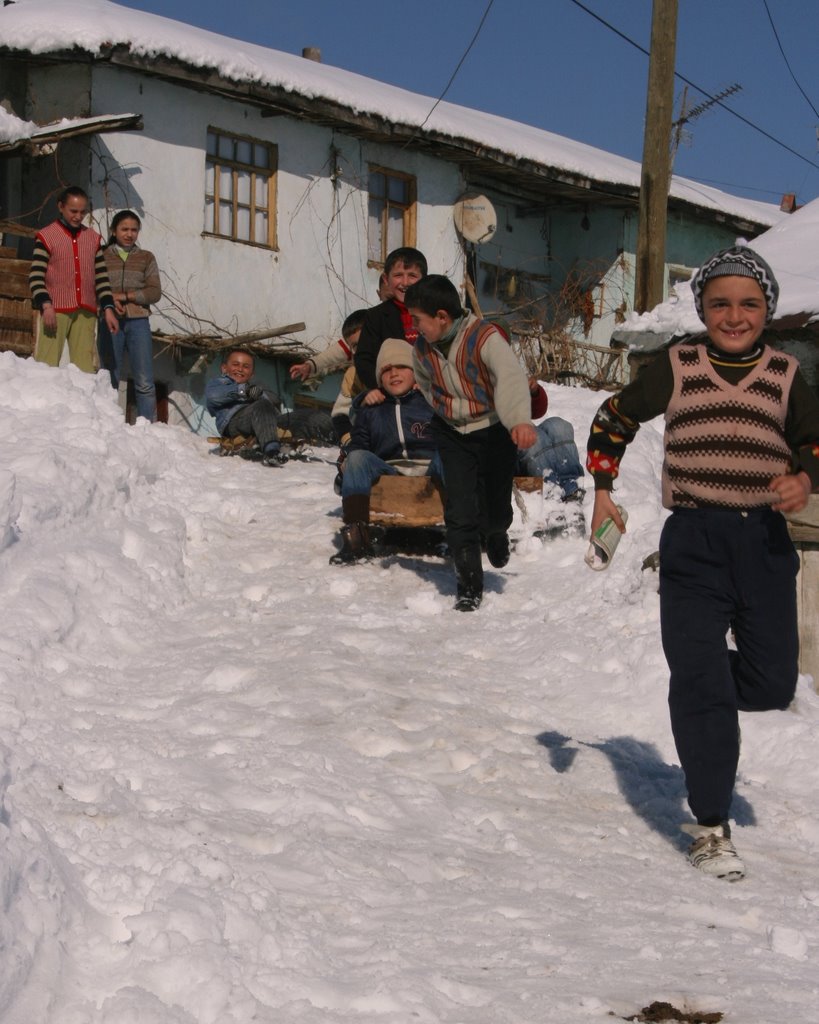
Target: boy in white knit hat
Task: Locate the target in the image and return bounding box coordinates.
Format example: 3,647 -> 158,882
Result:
330,338 -> 442,564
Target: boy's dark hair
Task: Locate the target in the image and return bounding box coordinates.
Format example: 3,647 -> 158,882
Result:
222,347 -> 254,367
342,308 -> 368,340
57,186 -> 89,205
384,247 -> 427,278
404,275 -> 463,319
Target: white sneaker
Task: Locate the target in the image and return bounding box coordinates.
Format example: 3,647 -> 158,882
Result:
682,822 -> 745,881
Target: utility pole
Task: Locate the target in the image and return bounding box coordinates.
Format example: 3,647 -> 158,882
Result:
634,0 -> 678,314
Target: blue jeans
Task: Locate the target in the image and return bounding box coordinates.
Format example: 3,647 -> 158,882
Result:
98,316 -> 157,422
518,417 -> 583,496
342,449 -> 444,497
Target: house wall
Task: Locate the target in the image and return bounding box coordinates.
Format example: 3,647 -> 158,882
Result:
471,187 -> 757,349
6,57 -> 767,431
82,66 -> 465,344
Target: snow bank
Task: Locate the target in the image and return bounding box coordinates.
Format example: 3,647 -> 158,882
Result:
1,352 -> 818,1023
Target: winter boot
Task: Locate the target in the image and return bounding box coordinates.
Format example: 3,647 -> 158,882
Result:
452,544 -> 484,612
329,494 -> 374,564
681,821 -> 745,881
485,531 -> 510,568
329,522 -> 374,564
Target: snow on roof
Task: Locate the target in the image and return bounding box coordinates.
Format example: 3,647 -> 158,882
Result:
618,196 -> 819,337
0,110 -> 141,150
0,103 -> 37,145
1,0 -> 783,230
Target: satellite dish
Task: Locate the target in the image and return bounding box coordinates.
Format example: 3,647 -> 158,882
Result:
453,193 -> 497,244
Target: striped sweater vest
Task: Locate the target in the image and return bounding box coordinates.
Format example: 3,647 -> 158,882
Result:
37,221 -> 102,313
662,344 -> 797,509
414,320 -> 502,421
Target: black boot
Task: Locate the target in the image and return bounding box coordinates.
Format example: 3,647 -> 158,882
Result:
452,544 -> 483,611
485,531 -> 510,568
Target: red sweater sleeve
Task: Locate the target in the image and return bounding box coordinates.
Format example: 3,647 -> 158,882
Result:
530,384 -> 548,419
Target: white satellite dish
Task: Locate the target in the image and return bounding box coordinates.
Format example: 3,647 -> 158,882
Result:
453,193 -> 497,244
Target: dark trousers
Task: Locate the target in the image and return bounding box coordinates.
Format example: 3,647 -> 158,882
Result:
432,416 -> 517,553
224,399 -> 279,449
659,507 -> 800,825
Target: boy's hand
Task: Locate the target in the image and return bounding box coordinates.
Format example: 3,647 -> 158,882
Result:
769,471 -> 812,514
511,423 -> 537,449
362,389 -> 385,406
290,362 -> 312,380
103,308 -> 120,335
590,490 -> 626,538
41,303 -> 57,335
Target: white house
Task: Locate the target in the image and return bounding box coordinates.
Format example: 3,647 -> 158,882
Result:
0,0 -> 784,428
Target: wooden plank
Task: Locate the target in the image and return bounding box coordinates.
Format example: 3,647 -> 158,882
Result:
788,495 -> 819,688
514,475 -> 543,493
368,475 -> 542,528
370,475 -> 445,527
0,258 -> 32,298
796,547 -> 819,688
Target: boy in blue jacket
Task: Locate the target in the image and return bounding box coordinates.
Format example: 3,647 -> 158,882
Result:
331,338 -> 442,564
205,349 -> 283,463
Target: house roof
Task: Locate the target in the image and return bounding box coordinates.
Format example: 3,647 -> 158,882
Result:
0,0 -> 783,232
614,195 -> 819,344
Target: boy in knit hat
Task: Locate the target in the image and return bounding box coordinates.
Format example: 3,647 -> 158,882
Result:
586,245 -> 819,880
406,275 -> 536,611
330,338 -> 442,564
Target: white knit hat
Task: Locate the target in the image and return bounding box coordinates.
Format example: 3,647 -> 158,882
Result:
691,246 -> 779,324
376,338 -> 415,381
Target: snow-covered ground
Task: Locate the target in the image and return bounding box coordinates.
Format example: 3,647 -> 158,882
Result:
1,352 -> 818,1024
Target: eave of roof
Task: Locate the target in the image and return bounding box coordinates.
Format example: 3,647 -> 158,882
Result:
3,44 -> 771,234
0,110 -> 143,153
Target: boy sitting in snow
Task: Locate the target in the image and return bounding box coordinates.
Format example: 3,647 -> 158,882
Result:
330,338 -> 442,564
205,349 -> 284,464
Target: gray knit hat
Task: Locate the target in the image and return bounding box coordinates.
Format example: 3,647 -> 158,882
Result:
691,245 -> 779,324
376,338 -> 414,381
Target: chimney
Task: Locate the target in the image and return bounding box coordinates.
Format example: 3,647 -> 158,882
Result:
302,47 -> 321,63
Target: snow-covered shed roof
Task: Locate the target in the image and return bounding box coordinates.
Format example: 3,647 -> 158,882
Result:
616,196 -> 819,344
0,0 -> 782,232
0,107 -> 142,153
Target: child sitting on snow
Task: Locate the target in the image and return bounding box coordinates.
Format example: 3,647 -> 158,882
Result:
330,338 -> 442,564
205,348 -> 283,464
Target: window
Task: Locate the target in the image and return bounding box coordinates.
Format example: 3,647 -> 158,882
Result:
205,128 -> 277,248
367,166 -> 416,266
668,264 -> 694,293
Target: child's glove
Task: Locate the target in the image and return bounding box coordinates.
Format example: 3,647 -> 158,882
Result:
247,384 -> 263,401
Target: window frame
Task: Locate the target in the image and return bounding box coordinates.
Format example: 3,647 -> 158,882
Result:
204,127 -> 278,250
367,164 -> 417,268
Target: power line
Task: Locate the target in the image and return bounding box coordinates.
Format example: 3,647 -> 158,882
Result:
762,0 -> 819,120
412,0 -> 496,135
567,0 -> 819,172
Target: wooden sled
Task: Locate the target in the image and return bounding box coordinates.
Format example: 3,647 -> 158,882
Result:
368,475 -> 542,528
208,434 -> 258,456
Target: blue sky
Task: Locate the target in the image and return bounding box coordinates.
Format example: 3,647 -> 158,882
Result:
117,0 -> 819,207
